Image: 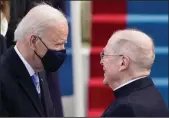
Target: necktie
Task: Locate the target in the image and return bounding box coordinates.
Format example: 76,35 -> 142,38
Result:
31,73 -> 41,95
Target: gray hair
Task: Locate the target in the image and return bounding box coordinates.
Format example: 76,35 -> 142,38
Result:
14,3 -> 67,41
110,29 -> 155,71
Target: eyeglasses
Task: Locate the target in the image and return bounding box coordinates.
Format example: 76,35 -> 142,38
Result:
100,51 -> 123,59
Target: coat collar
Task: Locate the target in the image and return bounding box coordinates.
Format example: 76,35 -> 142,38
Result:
114,76 -> 154,98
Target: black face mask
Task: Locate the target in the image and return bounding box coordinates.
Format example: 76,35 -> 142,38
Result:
34,37 -> 67,72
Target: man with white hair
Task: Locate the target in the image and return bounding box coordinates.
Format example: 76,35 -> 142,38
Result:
100,29 -> 168,117
0,3 -> 68,117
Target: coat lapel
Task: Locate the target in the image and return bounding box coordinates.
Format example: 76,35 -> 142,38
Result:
38,71 -> 55,117
38,71 -> 48,116
19,76 -> 45,116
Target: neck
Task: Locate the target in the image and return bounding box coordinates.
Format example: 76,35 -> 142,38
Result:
109,72 -> 149,90
16,43 -> 28,60
16,42 -> 32,68
109,79 -> 129,91
16,41 -> 43,72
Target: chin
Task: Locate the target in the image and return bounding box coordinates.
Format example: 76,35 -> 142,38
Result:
103,78 -> 109,85
35,65 -> 44,72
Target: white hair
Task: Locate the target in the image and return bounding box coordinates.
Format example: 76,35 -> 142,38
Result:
14,3 -> 67,41
109,29 -> 155,70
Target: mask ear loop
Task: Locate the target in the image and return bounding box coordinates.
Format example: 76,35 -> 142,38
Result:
34,50 -> 42,59
32,35 -> 47,59
36,36 -> 49,50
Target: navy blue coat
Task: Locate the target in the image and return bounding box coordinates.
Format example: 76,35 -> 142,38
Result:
0,47 -> 62,116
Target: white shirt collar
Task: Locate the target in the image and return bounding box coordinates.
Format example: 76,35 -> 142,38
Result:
14,46 -> 35,76
113,76 -> 147,91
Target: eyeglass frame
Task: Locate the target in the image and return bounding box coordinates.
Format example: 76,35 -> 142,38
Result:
100,51 -> 123,59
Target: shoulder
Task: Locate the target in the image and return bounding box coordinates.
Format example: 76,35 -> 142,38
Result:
0,60 -> 13,85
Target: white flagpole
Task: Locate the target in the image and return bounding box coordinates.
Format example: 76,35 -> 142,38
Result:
70,1 -> 85,117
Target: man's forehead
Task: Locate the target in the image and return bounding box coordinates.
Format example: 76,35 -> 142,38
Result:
104,39 -> 116,53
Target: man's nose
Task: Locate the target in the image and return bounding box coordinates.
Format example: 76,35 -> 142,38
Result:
100,58 -> 103,65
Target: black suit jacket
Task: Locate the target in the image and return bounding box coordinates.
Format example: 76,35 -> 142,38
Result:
0,47 -> 56,117
101,77 -> 168,117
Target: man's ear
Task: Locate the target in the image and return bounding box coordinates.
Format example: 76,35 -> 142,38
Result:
119,56 -> 130,72
29,35 -> 38,50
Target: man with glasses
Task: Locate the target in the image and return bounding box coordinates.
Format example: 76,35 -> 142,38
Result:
0,3 -> 68,117
100,29 -> 168,117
